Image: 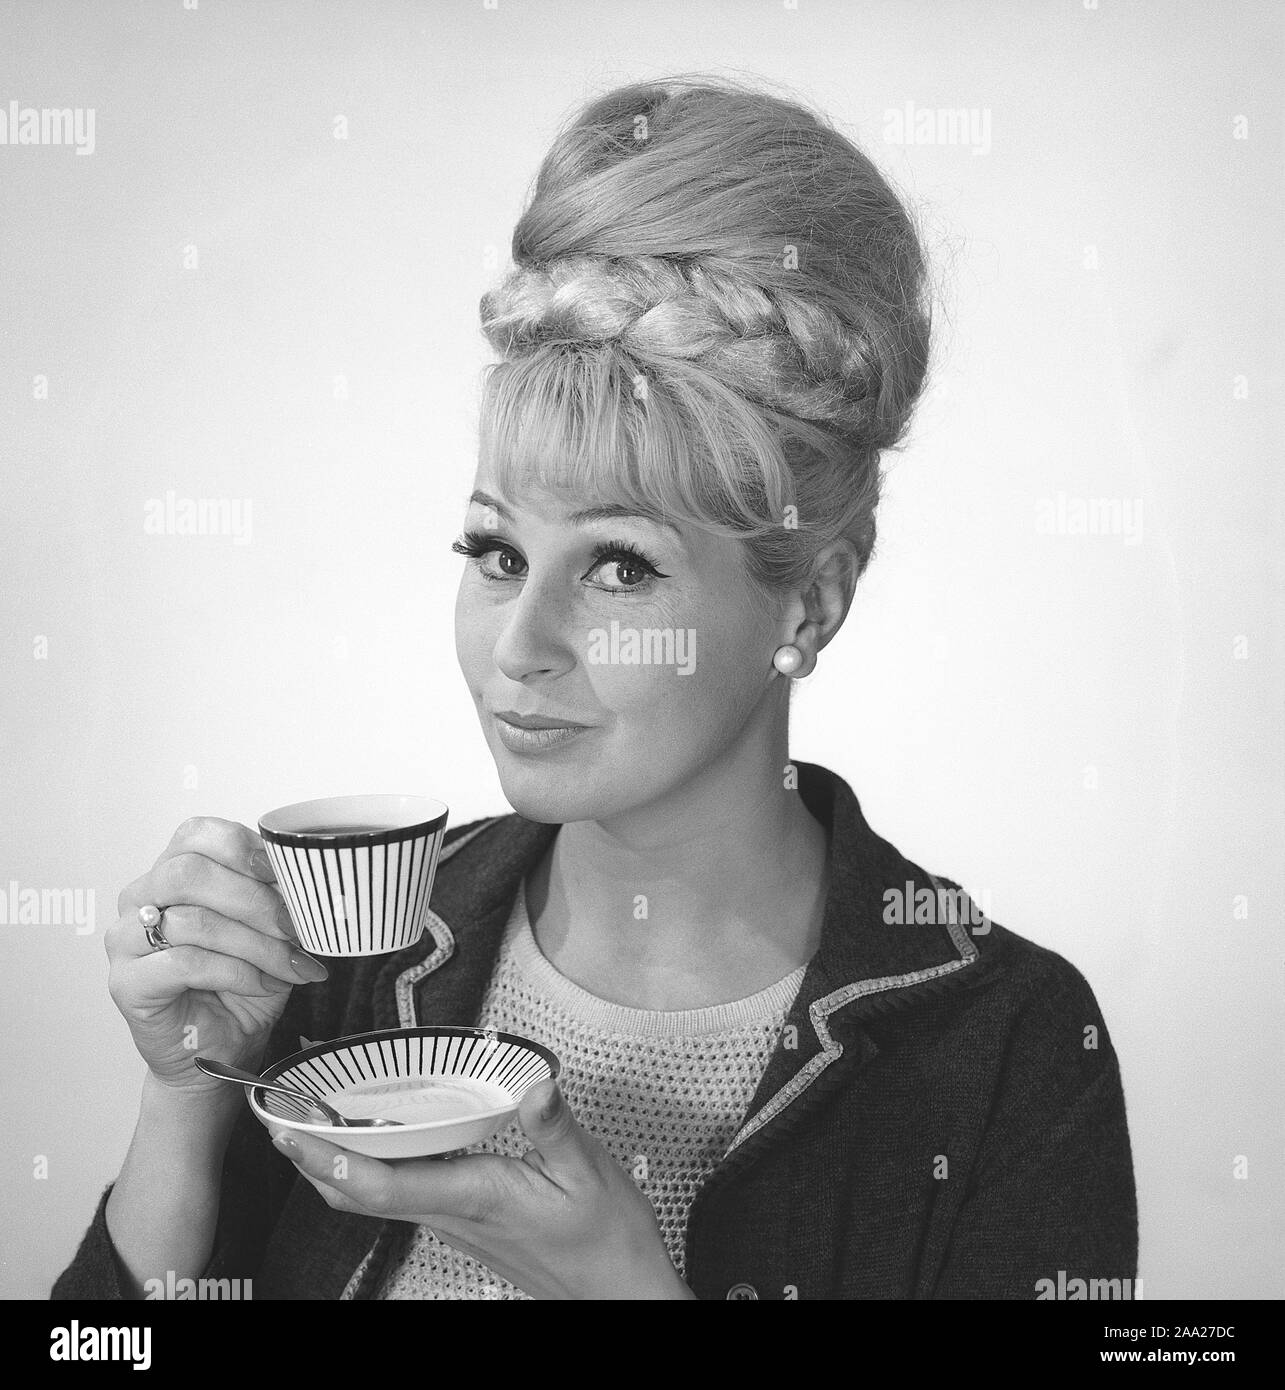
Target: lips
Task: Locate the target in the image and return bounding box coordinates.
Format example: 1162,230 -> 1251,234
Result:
491,712 -> 590,755
492,709 -> 589,730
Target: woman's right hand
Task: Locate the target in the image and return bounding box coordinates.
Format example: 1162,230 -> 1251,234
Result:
107,816 -> 331,1095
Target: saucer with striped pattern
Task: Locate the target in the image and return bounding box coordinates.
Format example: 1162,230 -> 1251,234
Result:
249,1026 -> 560,1158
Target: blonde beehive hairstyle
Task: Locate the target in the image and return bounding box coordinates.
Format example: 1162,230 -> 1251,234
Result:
477,72 -> 932,604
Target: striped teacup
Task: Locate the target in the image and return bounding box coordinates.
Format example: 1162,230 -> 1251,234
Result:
258,795 -> 449,957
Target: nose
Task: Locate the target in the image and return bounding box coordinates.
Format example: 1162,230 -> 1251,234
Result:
490,576 -> 579,683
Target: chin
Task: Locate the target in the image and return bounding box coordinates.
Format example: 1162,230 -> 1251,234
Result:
490,750 -> 614,825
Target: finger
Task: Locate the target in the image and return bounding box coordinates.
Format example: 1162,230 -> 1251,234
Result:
270,1130 -> 386,1211
294,1168 -> 366,1215
123,818 -> 277,910
271,1128 -> 505,1223
161,815 -> 278,883
516,1080 -> 589,1178
110,902 -> 328,983
117,816 -> 283,923
118,851 -> 294,945
122,944 -> 295,1004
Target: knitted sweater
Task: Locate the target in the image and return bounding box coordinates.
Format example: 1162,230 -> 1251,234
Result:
374,880 -> 805,1299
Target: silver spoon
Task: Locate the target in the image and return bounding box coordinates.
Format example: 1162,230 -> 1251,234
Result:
194,1057 -> 402,1127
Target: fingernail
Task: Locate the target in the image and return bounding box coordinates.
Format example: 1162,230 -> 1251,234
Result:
250,849 -> 272,876
272,1131 -> 298,1152
276,903 -> 299,937
290,951 -> 329,983
540,1083 -> 562,1123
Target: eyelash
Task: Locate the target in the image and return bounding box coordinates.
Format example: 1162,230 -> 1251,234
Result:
451,529 -> 670,595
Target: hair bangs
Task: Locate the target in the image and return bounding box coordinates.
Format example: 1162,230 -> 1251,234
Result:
477,344 -> 793,549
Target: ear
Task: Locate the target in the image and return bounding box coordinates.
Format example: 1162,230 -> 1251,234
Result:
780,539 -> 860,670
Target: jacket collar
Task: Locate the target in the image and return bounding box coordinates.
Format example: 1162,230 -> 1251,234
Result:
720,761 -> 986,1159
384,759 -> 991,1158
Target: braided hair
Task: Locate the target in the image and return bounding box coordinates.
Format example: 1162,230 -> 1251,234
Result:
477,73 -> 932,598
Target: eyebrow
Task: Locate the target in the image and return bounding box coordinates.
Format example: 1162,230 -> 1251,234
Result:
467,490 -> 679,534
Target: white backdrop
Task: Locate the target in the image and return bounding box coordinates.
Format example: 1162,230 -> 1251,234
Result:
1,0 -> 1280,1300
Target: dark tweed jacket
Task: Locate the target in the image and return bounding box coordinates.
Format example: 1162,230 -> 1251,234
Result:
52,761 -> 1137,1300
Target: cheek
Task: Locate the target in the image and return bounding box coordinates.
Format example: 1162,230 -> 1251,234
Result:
453,580 -> 491,688
586,604 -> 766,734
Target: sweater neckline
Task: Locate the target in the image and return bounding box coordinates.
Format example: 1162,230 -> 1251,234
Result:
503,877 -> 807,1039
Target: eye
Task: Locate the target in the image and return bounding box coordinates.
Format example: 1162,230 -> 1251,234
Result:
584,540 -> 669,594
450,531 -> 670,595
451,530 -> 525,581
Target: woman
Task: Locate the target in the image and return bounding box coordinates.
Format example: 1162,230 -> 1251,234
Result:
53,73 -> 1137,1301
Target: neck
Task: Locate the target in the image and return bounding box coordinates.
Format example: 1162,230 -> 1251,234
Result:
525,743 -> 830,1010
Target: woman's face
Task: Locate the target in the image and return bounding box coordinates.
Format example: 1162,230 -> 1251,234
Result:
454,468 -> 784,825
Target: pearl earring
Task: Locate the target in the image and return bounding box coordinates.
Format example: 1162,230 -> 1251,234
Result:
773,644 -> 804,676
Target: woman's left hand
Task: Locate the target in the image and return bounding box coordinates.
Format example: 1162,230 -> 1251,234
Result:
270,1079 -> 696,1300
